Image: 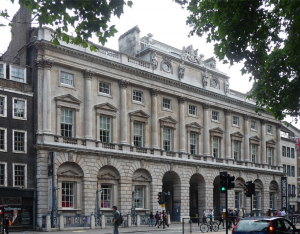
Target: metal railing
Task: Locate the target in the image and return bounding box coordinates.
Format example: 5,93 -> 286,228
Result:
64,215 -> 90,228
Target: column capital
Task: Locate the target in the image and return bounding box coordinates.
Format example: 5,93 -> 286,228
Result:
84,69 -> 94,80
243,114 -> 250,120
202,103 -> 211,109
224,109 -> 232,116
35,58 -> 53,70
178,96 -> 186,104
150,88 -> 159,96
119,79 -> 129,89
260,119 -> 267,125
43,59 -> 53,70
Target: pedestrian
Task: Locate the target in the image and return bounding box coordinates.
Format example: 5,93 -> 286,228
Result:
157,212 -> 163,228
164,213 -> 169,227
281,208 -> 286,216
238,207 -> 246,221
278,209 -> 282,216
149,212 -> 154,227
155,211 -> 160,226
112,206 -> 120,234
4,215 -> 10,234
203,210 -> 206,223
219,210 -> 224,229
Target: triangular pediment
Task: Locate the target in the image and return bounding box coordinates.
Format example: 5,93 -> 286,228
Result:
186,122 -> 202,129
58,169 -> 83,177
249,135 -> 261,141
270,184 -> 278,190
235,182 -> 245,188
210,127 -> 224,134
98,172 -> 120,180
266,139 -> 276,145
254,183 -> 263,189
55,94 -> 81,104
231,131 -> 244,138
94,102 -> 118,112
159,116 -> 178,124
129,110 -> 150,118
133,175 -> 151,182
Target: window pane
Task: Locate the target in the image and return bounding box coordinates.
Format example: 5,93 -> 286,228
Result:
100,116 -> 111,143
101,185 -> 112,208
163,128 -> 171,151
62,183 -> 74,208
14,131 -> 25,152
233,116 -> 239,126
0,164 -> 5,185
0,64 -> 3,78
268,148 -> 273,165
13,99 -> 25,118
252,145 -> 257,163
133,91 -> 142,102
11,66 -> 25,83
163,98 -> 171,109
61,72 -> 74,86
0,130 -> 4,150
251,121 -> 256,129
282,146 -> 286,157
61,109 -> 74,137
189,105 -> 196,115
213,137 -> 219,158
14,165 -> 25,186
212,111 -> 219,121
190,133 -> 197,155
134,187 -> 144,208
287,148 -> 290,157
99,82 -> 110,94
0,97 -> 4,115
134,123 -> 143,147
234,141 -> 239,160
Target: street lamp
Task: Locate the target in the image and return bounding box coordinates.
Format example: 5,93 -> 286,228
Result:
51,187 -> 60,228
131,189 -> 139,225
95,189 -> 103,227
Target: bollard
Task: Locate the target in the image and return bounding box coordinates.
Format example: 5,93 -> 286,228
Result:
127,214 -> 131,227
136,214 -> 140,227
59,213 -> 64,231
91,213 -> 95,229
45,214 -> 51,232
168,211 -> 171,225
101,213 -> 105,229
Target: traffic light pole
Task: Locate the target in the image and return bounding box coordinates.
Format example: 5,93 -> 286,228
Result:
251,195 -> 253,217
225,188 -> 228,234
163,209 -> 165,229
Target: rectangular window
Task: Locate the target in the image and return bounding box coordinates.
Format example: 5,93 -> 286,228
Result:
212,111 -> 219,121
189,105 -> 196,116
14,165 -> 25,187
292,166 -> 295,177
253,193 -> 257,209
100,116 -> 111,143
61,109 -> 74,137
134,186 -> 144,208
288,184 -> 291,196
251,120 -> 256,130
287,165 -> 290,176
99,82 -> 110,94
133,91 -> 142,102
292,185 -> 295,196
269,193 -> 275,209
11,66 -> 25,83
134,122 -> 143,147
0,64 -> 4,78
0,129 -> 5,151
283,164 -> 286,174
287,147 -> 290,158
190,133 -> 197,155
235,192 -> 241,209
162,98 -> 171,109
267,125 -> 272,134
61,72 -> 74,86
267,148 -> 273,165
163,128 -> 171,151
62,183 -> 74,208
252,144 -> 257,163
13,99 -> 26,119
213,137 -> 220,158
234,141 -> 239,160
291,148 -> 295,159
101,185 -> 112,208
282,146 -> 286,157
0,164 -> 5,186
0,96 -> 5,116
14,131 -> 25,152
233,116 -> 239,126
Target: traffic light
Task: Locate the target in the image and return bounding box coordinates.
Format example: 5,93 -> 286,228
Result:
220,172 -> 228,193
164,192 -> 170,202
250,182 -> 255,195
245,181 -> 253,197
227,174 -> 235,190
157,192 -> 164,204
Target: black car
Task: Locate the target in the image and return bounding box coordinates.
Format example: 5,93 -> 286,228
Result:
232,217 -> 300,234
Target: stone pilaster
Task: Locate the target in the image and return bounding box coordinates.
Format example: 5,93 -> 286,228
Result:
150,89 -> 159,148
276,124 -> 282,166
178,97 -> 186,153
180,183 -> 190,220
225,109 -> 232,159
119,178 -> 133,214
119,80 -> 129,144
84,70 -> 94,139
244,115 -> 250,161
36,59 -> 44,134
261,119 -> 266,164
42,59 -> 53,133
203,103 -> 210,156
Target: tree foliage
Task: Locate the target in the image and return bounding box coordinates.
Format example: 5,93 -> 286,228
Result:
1,0 -> 133,51
177,0 -> 300,122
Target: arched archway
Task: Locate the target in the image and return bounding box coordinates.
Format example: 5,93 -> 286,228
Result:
269,180 -> 279,214
234,177 -> 246,211
253,179 -> 264,215
189,173 -> 205,219
213,176 -> 225,217
162,171 -> 181,221
57,162 -> 84,212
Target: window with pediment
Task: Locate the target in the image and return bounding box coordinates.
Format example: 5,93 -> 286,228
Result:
249,136 -> 261,163
231,131 -> 243,161
132,169 -> 152,210
129,110 -> 150,148
210,127 -> 224,158
266,139 -> 276,165
159,116 -> 178,151
186,122 -> 202,155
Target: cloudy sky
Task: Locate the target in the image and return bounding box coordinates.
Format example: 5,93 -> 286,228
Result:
0,0 -> 299,129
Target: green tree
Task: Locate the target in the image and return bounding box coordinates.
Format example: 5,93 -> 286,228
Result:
177,0 -> 300,122
1,0 -> 133,51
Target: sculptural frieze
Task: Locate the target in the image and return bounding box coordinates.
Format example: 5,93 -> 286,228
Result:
182,45 -> 205,65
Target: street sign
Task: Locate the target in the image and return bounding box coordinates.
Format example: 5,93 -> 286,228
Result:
161,204 -> 165,211
281,177 -> 287,210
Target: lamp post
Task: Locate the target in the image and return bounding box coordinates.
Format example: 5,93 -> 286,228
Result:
95,189 -> 103,226
131,189 -> 139,225
51,187 -> 60,228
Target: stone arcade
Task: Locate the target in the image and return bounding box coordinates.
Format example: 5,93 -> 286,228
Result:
31,25 -> 285,227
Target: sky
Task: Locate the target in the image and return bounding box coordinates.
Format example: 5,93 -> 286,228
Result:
0,0 -> 299,129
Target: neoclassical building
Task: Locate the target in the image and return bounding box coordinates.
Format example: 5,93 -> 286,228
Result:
27,24 -> 287,227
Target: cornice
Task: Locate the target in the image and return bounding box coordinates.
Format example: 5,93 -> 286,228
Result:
35,40 -> 277,123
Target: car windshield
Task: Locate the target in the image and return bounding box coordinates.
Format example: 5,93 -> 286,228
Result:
235,220 -> 270,232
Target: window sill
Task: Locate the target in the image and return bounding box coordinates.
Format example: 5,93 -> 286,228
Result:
232,124 -> 240,128
250,128 -> 257,132
0,149 -> 7,152
188,114 -> 198,118
132,101 -> 145,106
100,208 -> 113,211
59,84 -> 76,90
12,150 -> 27,154
58,208 -> 82,211
162,108 -> 172,113
267,132 -> 273,136
12,117 -> 27,121
0,115 -> 7,118
211,119 -> 220,124
98,92 -> 112,99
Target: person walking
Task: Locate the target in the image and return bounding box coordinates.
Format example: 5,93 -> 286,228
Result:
149,212 -> 154,227
4,215 -> 10,234
238,207 -> 246,221
203,210 -> 206,223
164,213 -> 169,227
157,212 -> 163,228
155,211 -> 160,226
112,206 -> 120,234
219,210 -> 225,229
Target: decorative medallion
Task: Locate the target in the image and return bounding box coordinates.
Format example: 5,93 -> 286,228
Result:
162,62 -> 171,73
211,79 -> 218,88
